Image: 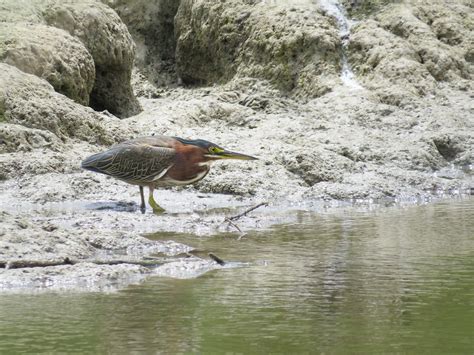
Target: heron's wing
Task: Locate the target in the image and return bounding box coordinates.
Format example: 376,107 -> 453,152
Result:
82,142 -> 176,184
111,135 -> 176,149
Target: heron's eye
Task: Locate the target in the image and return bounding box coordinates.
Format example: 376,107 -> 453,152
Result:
209,146 -> 222,154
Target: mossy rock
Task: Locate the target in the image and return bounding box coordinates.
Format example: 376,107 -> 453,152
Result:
0,63 -> 120,147
342,0 -> 401,19
0,23 -> 95,106
0,0 -> 141,118
175,0 -> 341,98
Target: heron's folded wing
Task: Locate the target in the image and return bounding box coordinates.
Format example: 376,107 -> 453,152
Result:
83,144 -> 176,183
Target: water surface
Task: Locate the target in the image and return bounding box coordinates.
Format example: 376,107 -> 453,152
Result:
0,198 -> 473,353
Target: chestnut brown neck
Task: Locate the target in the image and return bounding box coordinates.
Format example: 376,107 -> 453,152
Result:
166,143 -> 209,182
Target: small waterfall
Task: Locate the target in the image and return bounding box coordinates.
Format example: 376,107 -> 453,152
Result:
318,0 -> 362,89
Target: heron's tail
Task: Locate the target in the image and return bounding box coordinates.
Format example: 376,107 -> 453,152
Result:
81,150 -> 115,174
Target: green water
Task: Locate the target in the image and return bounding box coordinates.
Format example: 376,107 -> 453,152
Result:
1,198 -> 473,354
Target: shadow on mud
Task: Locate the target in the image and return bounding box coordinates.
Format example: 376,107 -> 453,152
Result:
86,201 -> 139,212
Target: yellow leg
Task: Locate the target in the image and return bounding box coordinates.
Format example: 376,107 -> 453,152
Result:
148,187 -> 165,214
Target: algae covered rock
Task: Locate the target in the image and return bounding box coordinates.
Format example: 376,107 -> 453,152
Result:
0,63 -> 117,146
175,0 -> 341,97
0,124 -> 61,154
0,0 -> 45,24
0,23 -> 95,106
348,1 -> 473,105
0,0 -> 140,118
42,0 -> 141,117
0,63 -> 130,178
281,147 -> 354,186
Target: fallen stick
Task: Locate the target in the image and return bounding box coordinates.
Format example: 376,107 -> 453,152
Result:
209,253 -> 225,266
0,258 -> 73,269
223,217 -> 248,239
222,202 -> 267,238
1,257 -> 169,270
83,259 -> 165,267
227,202 -> 268,221
224,217 -> 243,233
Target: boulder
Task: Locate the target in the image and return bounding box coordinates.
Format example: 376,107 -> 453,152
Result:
348,2 -> 472,105
175,0 -> 341,97
0,63 -> 118,146
376,4 -> 470,82
0,0 -> 141,118
43,0 -> 141,117
0,23 -> 95,106
0,124 -> 61,154
0,0 -> 45,23
280,147 -> 354,186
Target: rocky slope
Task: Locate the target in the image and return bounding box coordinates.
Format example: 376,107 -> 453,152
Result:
0,0 -> 472,290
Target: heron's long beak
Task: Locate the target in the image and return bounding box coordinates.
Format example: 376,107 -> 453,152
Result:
217,150 -> 258,160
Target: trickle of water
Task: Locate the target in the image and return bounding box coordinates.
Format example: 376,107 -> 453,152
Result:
318,0 -> 363,89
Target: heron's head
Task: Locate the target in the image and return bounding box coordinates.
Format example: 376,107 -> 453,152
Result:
174,137 -> 258,163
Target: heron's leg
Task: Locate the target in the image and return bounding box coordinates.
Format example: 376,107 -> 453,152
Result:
139,186 -> 146,214
148,187 -> 165,214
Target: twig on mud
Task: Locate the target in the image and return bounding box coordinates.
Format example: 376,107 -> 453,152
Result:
227,202 -> 268,221
223,217 -> 248,239
222,202 -> 268,239
224,217 -> 244,233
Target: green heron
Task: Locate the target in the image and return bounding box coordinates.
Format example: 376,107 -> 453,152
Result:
81,135 -> 257,213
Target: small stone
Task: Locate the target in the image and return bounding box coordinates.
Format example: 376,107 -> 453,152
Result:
42,224 -> 58,232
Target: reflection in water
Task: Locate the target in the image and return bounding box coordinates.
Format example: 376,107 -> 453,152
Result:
0,198 -> 473,353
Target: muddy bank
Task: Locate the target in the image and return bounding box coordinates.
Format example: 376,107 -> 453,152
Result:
0,0 -> 473,291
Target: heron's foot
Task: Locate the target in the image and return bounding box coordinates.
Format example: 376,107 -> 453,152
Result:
152,206 -> 165,215
148,194 -> 165,214
140,205 -> 146,214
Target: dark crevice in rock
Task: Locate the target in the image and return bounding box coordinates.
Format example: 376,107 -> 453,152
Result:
104,0 -> 181,87
433,138 -> 461,162
90,68 -> 141,118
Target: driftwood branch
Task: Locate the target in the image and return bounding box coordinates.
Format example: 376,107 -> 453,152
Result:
0,258 -> 73,269
0,253 -> 229,270
82,259 -> 165,267
0,257 -> 167,270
